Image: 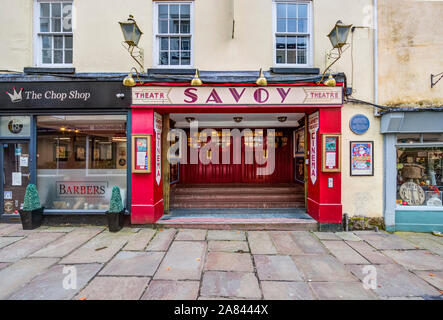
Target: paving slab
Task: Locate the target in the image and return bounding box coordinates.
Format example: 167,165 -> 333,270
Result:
200,271 -> 261,299
207,230 -> 246,241
146,229 -> 176,251
124,228 -> 156,251
0,258 -> 59,299
176,229 -> 207,241
345,241 -> 393,264
254,255 -> 303,281
0,262 -> 10,270
247,231 -> 277,254
75,276 -> 150,300
382,250 -> 443,271
155,241 -> 206,280
205,252 -> 253,272
31,228 -> 102,258
322,241 -> 369,265
59,231 -> 134,264
348,264 -> 441,297
313,232 -> 341,240
37,227 -> 76,233
335,232 -> 362,242
141,280 -> 200,300
0,236 -> 23,249
7,229 -> 41,237
290,231 -> 328,255
208,240 -> 249,253
0,232 -> 64,262
8,263 -> 102,300
261,281 -> 315,300
0,224 -> 21,236
99,251 -> 165,276
413,271 -> 443,291
269,231 -> 304,255
358,233 -> 416,250
309,282 -> 379,300
399,237 -> 443,256
292,255 -> 357,282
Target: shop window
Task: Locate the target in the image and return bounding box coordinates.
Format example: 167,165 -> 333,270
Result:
35,1 -> 73,66
36,115 -> 127,211
154,2 -> 193,67
396,146 -> 443,207
0,116 -> 31,137
274,1 -> 311,66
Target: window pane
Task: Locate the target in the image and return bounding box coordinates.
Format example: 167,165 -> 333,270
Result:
181,37 -> 191,50
54,36 -> 63,49
52,18 -> 61,32
54,50 -> 63,63
287,36 -> 296,49
36,115 -> 128,211
276,50 -> 285,63
397,134 -> 421,144
277,18 -> 286,32
42,35 -> 52,48
276,36 -> 286,49
170,51 -> 179,65
170,19 -> 180,33
180,20 -> 190,34
298,19 -> 307,33
298,4 -> 308,18
159,4 -> 168,19
180,4 -> 190,19
159,20 -> 168,33
42,50 -> 52,63
287,50 -> 296,64
423,133 -> 443,143
276,4 -> 286,19
160,37 -> 169,50
170,37 -> 179,50
288,4 -> 297,18
40,18 -> 50,32
297,50 -> 306,64
65,50 -> 73,64
181,51 -> 190,65
170,4 -> 179,19
288,19 -> 297,32
297,36 -> 307,49
63,3 -> 72,17
41,3 -> 50,17
52,3 -> 61,17
65,36 -> 73,49
159,51 -> 168,65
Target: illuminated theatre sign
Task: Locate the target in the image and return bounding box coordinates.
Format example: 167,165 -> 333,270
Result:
132,86 -> 342,105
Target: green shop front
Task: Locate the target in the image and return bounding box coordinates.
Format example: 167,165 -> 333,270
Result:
0,80 -> 131,221
382,110 -> 443,232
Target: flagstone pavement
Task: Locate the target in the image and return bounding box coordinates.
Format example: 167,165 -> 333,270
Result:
0,223 -> 442,300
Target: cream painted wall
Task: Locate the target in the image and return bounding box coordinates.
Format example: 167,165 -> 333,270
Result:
378,0 -> 443,106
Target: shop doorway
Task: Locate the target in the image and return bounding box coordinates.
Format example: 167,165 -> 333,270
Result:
0,141 -> 31,218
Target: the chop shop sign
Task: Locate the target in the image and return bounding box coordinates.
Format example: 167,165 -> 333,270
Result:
132,86 -> 342,105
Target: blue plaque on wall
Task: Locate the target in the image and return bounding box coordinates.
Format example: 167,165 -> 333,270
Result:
350,114 -> 370,135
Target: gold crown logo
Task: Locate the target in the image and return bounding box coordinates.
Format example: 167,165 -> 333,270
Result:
6,87 -> 23,103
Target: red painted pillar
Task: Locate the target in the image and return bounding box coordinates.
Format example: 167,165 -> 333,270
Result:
307,107 -> 342,224
130,107 -> 164,224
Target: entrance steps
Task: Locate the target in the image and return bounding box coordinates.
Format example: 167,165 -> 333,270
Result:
170,183 -> 305,209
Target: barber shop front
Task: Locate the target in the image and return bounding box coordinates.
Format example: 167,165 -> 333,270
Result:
129,82 -> 344,230
0,80 -> 130,221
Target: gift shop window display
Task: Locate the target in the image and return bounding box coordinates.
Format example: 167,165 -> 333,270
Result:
396,133 -> 443,208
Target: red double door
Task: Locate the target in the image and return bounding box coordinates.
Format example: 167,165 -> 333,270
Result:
179,129 -> 294,184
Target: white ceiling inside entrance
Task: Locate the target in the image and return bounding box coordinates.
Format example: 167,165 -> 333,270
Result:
170,113 -> 305,128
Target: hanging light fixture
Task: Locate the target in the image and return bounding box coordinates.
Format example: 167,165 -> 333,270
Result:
323,74 -> 337,87
185,117 -> 196,123
233,116 -> 243,123
119,15 -> 144,80
123,67 -> 143,87
191,69 -> 203,86
278,116 -> 288,123
256,68 -> 267,86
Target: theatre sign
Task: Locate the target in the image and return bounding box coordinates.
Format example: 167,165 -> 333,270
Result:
132,86 -> 342,105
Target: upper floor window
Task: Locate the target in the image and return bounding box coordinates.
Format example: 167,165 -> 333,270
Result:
274,1 -> 311,66
154,2 -> 193,67
35,1 -> 73,66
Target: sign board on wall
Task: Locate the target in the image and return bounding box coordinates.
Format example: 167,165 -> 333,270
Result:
132,86 -> 342,105
308,112 -> 319,185
154,113 -> 162,186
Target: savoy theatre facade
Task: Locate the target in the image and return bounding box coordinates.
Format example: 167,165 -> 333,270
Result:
130,80 -> 343,230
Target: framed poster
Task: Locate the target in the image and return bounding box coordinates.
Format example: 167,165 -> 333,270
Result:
293,128 -> 305,157
75,145 -> 86,161
54,143 -> 69,161
132,135 -> 152,173
322,134 -> 341,172
294,156 -> 305,183
350,141 -> 374,176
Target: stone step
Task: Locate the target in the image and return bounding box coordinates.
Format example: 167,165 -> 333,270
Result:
171,193 -> 304,202
170,201 -> 305,209
171,186 -> 304,195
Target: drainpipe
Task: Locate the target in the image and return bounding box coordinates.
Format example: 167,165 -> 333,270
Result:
373,0 -> 380,116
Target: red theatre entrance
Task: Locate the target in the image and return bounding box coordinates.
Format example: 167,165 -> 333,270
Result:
130,83 -> 343,228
